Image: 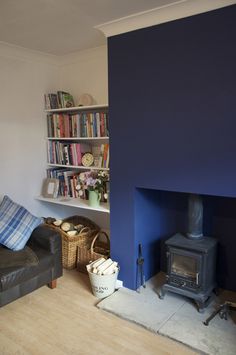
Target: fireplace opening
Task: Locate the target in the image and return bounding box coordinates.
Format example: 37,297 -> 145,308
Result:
160,194 -> 218,312
134,188 -> 236,297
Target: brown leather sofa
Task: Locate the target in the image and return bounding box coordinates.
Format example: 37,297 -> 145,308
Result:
0,224 -> 63,307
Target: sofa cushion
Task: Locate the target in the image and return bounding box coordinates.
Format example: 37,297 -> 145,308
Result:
0,196 -> 43,251
0,245 -> 39,268
0,245 -> 54,292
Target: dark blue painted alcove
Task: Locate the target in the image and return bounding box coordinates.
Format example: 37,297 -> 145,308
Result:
108,5 -> 236,290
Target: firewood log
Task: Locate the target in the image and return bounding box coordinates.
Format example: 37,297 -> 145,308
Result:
67,230 -> 78,237
86,258 -> 106,272
61,222 -> 75,232
102,262 -> 118,275
53,219 -> 63,227
96,258 -> 113,274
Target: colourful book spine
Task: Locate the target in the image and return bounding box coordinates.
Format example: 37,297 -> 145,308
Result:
104,113 -> 109,136
76,143 -> 82,165
82,113 -> 86,137
90,113 -> 94,137
87,113 -> 91,137
77,113 -> 81,137
100,112 -> 105,137
47,114 -> 52,137
106,144 -> 110,168
96,112 -> 100,137
70,144 -> 75,166
64,114 -> 69,137
72,174 -> 78,197
99,144 -> 104,167
59,114 -> 65,137
103,143 -> 109,168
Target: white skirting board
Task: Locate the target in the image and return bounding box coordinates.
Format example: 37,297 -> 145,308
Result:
115,279 -> 123,289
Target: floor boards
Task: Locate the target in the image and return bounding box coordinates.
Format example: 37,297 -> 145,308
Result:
0,270 -> 197,355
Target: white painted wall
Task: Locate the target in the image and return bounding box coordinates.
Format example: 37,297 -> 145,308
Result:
59,45 -> 108,105
0,43 -> 109,229
0,42 -> 60,216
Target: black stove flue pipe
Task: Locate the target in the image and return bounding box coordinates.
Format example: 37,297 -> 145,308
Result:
187,193 -> 203,239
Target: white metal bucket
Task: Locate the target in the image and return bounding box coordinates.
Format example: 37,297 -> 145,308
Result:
88,269 -> 119,298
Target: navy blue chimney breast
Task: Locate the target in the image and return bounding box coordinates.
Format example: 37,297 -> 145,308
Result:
108,5 -> 236,290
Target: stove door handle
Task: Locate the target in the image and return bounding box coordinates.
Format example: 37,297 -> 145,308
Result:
196,272 -> 199,285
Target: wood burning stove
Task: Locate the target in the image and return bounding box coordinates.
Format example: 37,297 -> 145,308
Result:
160,194 -> 218,312
160,233 -> 217,311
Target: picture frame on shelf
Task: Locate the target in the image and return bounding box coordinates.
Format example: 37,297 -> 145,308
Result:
41,178 -> 59,198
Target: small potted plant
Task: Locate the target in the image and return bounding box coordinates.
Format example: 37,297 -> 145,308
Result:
76,170 -> 109,207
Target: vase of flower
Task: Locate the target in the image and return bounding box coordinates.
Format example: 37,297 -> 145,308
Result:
76,170 -> 109,207
88,190 -> 101,208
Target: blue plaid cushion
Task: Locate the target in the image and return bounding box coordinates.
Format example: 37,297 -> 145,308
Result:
0,195 -> 42,251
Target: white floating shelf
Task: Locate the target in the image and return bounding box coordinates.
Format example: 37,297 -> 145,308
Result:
45,104 -> 108,113
47,163 -> 109,171
36,196 -> 110,214
47,136 -> 109,141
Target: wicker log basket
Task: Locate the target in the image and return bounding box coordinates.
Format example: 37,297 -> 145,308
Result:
77,230 -> 110,273
45,216 -> 100,269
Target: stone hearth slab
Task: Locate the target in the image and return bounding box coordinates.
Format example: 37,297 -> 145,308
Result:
97,273 -> 236,355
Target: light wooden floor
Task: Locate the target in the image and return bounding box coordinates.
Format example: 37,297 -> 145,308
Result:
0,270 -> 197,355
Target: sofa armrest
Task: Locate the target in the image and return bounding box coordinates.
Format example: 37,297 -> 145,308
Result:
27,224 -> 61,255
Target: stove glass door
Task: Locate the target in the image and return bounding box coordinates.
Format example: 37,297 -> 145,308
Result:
171,253 -> 197,280
169,248 -> 202,285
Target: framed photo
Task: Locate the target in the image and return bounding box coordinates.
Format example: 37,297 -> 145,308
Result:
41,178 -> 59,198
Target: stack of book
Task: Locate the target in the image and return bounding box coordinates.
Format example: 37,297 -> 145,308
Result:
47,111 -> 109,138
91,144 -> 109,169
47,141 -> 91,166
100,144 -> 109,169
44,91 -> 75,109
47,168 -> 80,198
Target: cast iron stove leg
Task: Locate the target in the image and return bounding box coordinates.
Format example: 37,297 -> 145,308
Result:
159,286 -> 166,299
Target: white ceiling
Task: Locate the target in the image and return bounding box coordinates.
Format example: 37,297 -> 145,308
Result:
0,0 -> 181,55
0,0 -> 234,56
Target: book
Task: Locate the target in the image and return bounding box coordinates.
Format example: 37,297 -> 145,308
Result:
44,94 -> 51,110
47,114 -> 53,137
63,145 -> 70,165
63,92 -> 74,108
96,112 -> 101,137
63,170 -> 77,197
44,93 -> 59,109
103,143 -> 109,168
46,167 -> 81,197
57,91 -> 74,108
58,114 -> 65,137
99,144 -> 104,168
76,143 -> 82,165
49,93 -> 59,109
